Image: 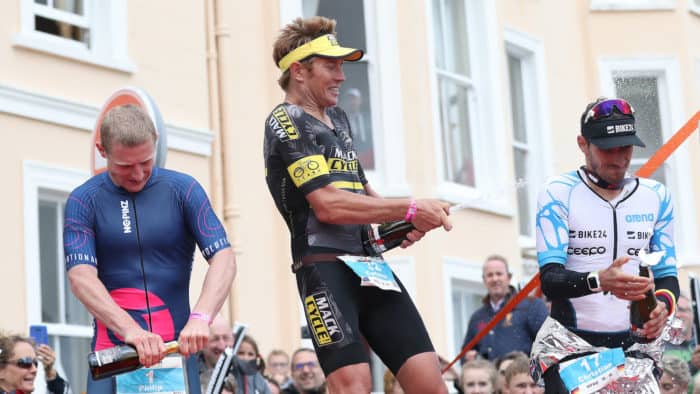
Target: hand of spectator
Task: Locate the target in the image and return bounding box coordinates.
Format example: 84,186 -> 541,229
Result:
123,327 -> 167,368
178,318 -> 210,357
464,350 -> 478,362
36,344 -> 57,380
641,301 -> 668,340
412,199 -> 452,233
400,228 -> 425,249
599,256 -> 652,301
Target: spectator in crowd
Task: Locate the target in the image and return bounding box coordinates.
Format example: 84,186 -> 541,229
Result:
265,376 -> 281,394
199,315 -> 235,390
197,316 -> 270,394
494,352 -> 528,394
266,350 -> 292,389
462,255 -> 548,361
460,359 -> 497,394
665,294 -> 696,367
0,334 -> 69,394
282,349 -> 325,394
236,335 -> 265,373
383,370 -> 404,394
503,357 -> 539,394
660,356 -> 690,394
221,375 -> 238,394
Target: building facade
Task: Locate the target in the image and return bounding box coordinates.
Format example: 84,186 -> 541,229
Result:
1,0 -> 699,392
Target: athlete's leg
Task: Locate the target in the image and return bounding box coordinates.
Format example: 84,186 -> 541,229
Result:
395,352 -> 448,394
359,274 -> 446,394
326,362 -> 372,394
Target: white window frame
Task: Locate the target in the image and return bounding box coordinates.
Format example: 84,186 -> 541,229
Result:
14,0 -> 135,73
504,29 -> 554,250
426,0 -> 511,216
590,0 -> 676,11
598,57 -> 699,262
442,257 -> 485,361
279,0 -> 411,197
24,161 -> 91,394
692,0 -> 700,15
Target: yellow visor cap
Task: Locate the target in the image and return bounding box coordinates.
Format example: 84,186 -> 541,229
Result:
278,34 -> 363,72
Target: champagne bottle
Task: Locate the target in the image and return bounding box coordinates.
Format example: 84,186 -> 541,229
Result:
629,264 -> 658,344
362,220 -> 415,255
88,341 -> 179,380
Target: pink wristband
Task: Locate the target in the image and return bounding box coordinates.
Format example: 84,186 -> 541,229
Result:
189,312 -> 212,325
404,199 -> 417,222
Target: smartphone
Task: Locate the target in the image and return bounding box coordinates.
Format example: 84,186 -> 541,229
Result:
29,324 -> 48,346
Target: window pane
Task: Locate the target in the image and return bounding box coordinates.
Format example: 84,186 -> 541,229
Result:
54,0 -> 84,15
35,15 -> 90,46
451,279 -> 482,355
39,201 -> 60,323
432,0 -> 445,69
340,63 -> 375,170
56,335 -> 91,394
614,77 -> 664,160
443,0 -> 470,76
439,77 -> 475,186
508,55 -> 527,144
35,0 -> 48,5
514,147 -> 532,236
303,0 -> 366,50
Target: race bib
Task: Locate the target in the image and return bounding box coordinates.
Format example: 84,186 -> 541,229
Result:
338,255 -> 401,292
115,354 -> 187,394
558,348 -> 625,394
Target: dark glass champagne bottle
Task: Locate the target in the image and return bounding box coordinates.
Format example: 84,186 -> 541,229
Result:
88,341 -> 179,380
630,264 -> 658,344
362,220 -> 415,255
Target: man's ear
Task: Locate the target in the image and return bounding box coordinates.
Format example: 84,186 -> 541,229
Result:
577,135 -> 589,153
96,142 -> 107,159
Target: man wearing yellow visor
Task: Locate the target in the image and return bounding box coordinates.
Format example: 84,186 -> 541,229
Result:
264,16 -> 451,394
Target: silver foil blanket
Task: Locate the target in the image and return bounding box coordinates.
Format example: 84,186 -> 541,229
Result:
530,316 -> 683,393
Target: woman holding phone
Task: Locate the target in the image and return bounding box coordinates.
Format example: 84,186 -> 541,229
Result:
0,333 -> 69,394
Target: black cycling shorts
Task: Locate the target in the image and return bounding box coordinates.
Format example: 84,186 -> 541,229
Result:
296,259 -> 434,376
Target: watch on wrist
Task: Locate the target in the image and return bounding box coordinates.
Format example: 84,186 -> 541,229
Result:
587,271 -> 602,292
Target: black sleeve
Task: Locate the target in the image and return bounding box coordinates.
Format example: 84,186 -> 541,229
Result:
46,373 -> 68,394
540,263 -> 594,299
654,275 -> 680,311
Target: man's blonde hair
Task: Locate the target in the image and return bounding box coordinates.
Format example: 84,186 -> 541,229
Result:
272,16 -> 337,91
100,104 -> 157,153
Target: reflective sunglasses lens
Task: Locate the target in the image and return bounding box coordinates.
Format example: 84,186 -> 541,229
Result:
16,357 -> 38,369
587,99 -> 634,124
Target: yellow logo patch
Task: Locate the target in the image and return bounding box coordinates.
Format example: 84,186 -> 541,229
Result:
287,155 -> 329,187
271,107 -> 299,141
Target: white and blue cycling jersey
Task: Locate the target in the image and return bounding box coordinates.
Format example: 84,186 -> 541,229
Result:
536,168 -> 676,333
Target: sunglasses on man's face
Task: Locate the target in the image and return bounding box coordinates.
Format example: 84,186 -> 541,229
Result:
8,357 -> 39,369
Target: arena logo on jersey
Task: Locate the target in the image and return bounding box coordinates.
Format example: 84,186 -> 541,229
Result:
270,107 -> 299,141
287,155 -> 329,187
120,200 -> 132,234
625,213 -> 654,223
305,292 -> 343,346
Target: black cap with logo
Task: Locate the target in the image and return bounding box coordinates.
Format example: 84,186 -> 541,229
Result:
580,98 -> 646,149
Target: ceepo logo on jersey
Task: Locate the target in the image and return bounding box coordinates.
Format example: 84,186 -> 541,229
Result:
625,213 -> 655,223
304,292 -> 343,346
567,246 -> 606,256
120,200 -> 132,234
